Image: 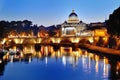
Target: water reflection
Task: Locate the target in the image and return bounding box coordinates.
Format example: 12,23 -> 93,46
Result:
0,45 -> 120,80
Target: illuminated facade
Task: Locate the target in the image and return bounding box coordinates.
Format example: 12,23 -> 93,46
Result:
94,28 -> 108,37
61,10 -> 86,37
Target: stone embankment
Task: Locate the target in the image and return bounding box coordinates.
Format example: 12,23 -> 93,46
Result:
78,44 -> 120,56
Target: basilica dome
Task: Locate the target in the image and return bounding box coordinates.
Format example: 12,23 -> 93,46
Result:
67,10 -> 79,23
69,10 -> 78,17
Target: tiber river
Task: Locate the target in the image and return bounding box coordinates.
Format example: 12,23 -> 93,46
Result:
0,45 -> 120,80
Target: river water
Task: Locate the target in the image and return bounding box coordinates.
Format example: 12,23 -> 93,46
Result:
0,45 -> 120,80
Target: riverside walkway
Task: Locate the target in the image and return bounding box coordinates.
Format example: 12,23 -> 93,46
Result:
78,44 -> 120,56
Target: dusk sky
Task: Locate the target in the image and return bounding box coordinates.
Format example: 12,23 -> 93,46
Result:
0,0 -> 120,26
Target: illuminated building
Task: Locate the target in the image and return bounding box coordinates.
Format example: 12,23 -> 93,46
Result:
61,10 -> 86,37
37,27 -> 48,38
94,28 -> 108,37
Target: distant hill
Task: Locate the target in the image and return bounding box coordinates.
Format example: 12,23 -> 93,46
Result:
107,7 -> 120,35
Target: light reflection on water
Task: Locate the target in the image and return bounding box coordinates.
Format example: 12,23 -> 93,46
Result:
0,45 -> 120,80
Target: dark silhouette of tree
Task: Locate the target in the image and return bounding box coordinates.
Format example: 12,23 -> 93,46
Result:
107,7 -> 120,35
32,24 -> 39,36
0,20 -> 10,38
10,21 -> 17,28
23,20 -> 32,27
0,21 -> 5,38
23,20 -> 32,33
23,20 -> 32,28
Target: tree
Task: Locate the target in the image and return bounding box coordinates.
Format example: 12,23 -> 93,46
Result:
23,20 -> 32,27
0,20 -> 10,38
107,7 -> 120,35
0,21 -> 4,38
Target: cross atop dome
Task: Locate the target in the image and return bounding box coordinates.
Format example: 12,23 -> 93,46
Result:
72,10 -> 75,13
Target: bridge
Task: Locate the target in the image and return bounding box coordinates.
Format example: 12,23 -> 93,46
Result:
2,36 -> 97,45
1,35 -> 109,54
1,35 -> 109,47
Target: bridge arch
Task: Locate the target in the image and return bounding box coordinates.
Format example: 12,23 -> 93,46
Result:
4,39 -> 16,47
22,38 -> 36,44
60,38 -> 72,43
79,39 -> 91,44
41,38 -> 53,44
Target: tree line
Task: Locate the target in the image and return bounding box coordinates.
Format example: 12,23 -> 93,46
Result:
0,20 -> 37,38
0,20 -> 60,38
